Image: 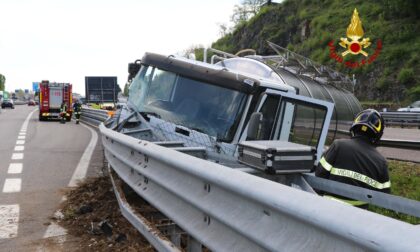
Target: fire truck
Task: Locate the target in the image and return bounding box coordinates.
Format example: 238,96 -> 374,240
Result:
38,80 -> 73,121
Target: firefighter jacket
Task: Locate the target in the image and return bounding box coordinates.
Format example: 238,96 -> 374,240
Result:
60,104 -> 67,113
73,103 -> 81,113
316,135 -> 391,193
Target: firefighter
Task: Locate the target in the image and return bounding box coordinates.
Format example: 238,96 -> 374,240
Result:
73,101 -> 82,124
315,109 -> 390,207
60,101 -> 67,124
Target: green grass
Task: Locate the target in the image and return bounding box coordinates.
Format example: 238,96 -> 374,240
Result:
368,160 -> 420,224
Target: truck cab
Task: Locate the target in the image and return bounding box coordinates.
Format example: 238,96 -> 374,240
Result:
115,51 -> 362,173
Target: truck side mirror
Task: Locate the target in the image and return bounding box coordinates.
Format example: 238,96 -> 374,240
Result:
247,112 -> 263,140
128,60 -> 141,82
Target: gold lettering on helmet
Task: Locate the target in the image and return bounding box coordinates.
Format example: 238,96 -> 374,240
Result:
372,118 -> 381,133
361,125 -> 367,131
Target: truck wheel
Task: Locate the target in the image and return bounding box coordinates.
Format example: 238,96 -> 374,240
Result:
39,116 -> 44,121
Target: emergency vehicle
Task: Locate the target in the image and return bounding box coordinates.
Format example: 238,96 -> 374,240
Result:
38,80 -> 73,121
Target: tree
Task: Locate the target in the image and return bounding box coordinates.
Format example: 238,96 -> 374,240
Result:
231,0 -> 266,26
180,44 -> 205,61
217,22 -> 230,37
123,82 -> 130,97
0,74 -> 5,91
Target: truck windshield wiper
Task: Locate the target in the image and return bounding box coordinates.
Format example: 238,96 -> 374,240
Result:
140,111 -> 161,119
191,127 -> 205,134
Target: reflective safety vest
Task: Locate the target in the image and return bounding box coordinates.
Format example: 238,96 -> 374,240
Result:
323,195 -> 368,207
315,137 -> 391,194
60,104 -> 67,113
319,157 -> 391,190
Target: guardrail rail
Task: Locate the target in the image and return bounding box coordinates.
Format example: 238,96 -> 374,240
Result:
381,111 -> 420,128
78,107 -> 420,251
80,107 -> 110,126
98,118 -> 420,252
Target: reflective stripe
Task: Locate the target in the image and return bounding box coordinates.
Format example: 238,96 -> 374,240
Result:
323,195 -> 367,207
319,157 -> 391,190
320,157 -> 332,171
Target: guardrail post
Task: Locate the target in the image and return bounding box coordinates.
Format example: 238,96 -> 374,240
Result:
187,236 -> 202,252
169,224 -> 181,247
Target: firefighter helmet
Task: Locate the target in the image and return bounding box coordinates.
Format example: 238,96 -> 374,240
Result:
350,109 -> 384,143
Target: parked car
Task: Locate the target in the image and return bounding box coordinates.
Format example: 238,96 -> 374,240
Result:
397,100 -> 420,112
28,100 -> 36,106
1,99 -> 15,109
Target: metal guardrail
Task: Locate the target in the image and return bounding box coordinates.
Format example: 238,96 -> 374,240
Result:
381,112 -> 420,128
99,123 -> 420,252
380,138 -> 420,150
80,107 -> 110,126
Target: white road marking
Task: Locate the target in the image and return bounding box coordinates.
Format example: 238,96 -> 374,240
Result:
20,109 -> 36,131
43,222 -> 67,238
8,163 -> 23,174
14,146 -> 24,151
17,136 -> 25,140
0,205 -> 19,239
16,140 -> 25,145
2,179 -> 22,193
68,124 -> 98,187
11,153 -> 24,160
19,132 -> 26,136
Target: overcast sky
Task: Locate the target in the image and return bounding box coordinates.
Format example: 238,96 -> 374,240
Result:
0,0 -> 239,95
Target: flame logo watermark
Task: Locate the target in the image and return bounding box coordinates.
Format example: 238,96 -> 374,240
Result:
328,8 -> 382,68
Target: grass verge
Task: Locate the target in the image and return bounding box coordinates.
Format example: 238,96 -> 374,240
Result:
368,160 -> 420,224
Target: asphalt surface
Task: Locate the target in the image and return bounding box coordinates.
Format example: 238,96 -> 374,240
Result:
379,127 -> 420,163
0,105 -> 103,251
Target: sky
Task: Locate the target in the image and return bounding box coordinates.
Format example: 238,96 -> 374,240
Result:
0,0 -> 239,95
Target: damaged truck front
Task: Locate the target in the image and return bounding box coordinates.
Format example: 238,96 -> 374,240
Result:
99,50 -> 420,251
121,53 -> 338,173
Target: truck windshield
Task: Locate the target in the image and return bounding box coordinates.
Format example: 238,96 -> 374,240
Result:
129,65 -> 248,142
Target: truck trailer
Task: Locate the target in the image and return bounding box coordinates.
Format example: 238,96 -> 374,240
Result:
85,76 -> 118,103
38,80 -> 72,121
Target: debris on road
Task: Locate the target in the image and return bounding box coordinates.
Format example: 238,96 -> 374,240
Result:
58,176 -> 154,251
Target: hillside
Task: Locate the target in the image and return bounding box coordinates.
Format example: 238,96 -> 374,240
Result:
212,0 -> 420,105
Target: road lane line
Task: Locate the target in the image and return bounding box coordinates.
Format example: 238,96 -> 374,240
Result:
20,109 -> 37,131
14,146 -> 24,151
2,179 -> 22,193
17,136 -> 25,140
68,124 -> 98,187
0,205 -> 19,239
8,163 -> 23,174
19,132 -> 26,135
16,140 -> 25,145
11,153 -> 24,160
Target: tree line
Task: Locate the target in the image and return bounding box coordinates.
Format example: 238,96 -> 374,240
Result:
0,74 -> 5,91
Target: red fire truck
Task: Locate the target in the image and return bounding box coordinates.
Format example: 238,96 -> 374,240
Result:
38,80 -> 73,121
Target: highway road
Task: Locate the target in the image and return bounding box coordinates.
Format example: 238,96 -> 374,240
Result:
0,105 -> 102,251
380,127 -> 420,163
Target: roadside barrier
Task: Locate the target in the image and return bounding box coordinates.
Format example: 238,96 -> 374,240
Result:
99,122 -> 420,252
80,107 -> 110,127
381,112 -> 420,128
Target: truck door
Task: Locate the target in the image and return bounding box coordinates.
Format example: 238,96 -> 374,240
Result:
244,90 -> 333,163
49,87 -> 63,109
